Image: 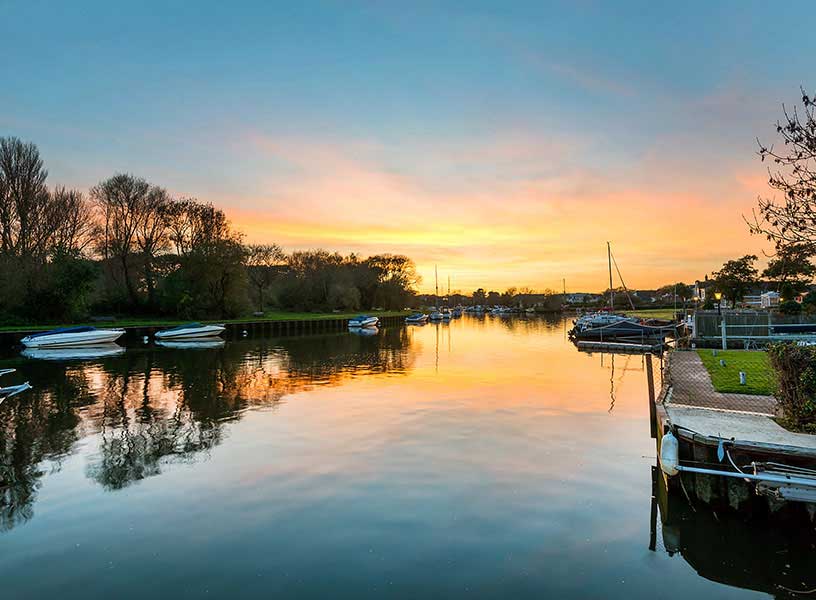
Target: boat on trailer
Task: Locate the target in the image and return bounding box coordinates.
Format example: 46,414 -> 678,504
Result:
155,322 -> 226,341
348,315 -> 379,328
20,326 -> 125,348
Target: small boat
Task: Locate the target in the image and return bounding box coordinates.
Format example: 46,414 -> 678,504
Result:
405,313 -> 429,324
155,339 -> 226,350
20,326 -> 125,348
440,308 -> 452,320
429,311 -> 443,321
348,315 -> 379,328
155,322 -> 226,341
22,344 -> 126,361
451,307 -> 463,318
0,368 -> 31,405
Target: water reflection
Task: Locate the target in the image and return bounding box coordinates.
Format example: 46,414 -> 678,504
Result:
0,327 -> 414,530
652,467 -> 816,598
0,316 -> 810,599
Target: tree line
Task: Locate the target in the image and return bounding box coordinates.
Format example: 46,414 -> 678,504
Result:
0,137 -> 418,324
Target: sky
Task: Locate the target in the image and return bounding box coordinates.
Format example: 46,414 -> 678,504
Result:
2,0 -> 815,293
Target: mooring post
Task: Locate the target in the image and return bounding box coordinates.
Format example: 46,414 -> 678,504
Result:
720,317 -> 727,350
646,353 -> 657,439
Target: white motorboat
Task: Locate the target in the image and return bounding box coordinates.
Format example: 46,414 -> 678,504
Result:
20,326 -> 125,348
22,344 -> 126,361
429,311 -> 443,321
0,368 -> 31,404
155,322 -> 226,341
155,339 -> 226,350
405,313 -> 429,324
348,315 -> 379,328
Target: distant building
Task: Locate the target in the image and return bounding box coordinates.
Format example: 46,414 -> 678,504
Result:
760,291 -> 780,308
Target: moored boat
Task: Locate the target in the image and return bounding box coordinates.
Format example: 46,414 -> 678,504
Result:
21,326 -> 125,348
405,313 -> 429,324
348,315 -> 379,328
429,311 -> 443,321
0,368 -> 31,404
155,322 -> 226,341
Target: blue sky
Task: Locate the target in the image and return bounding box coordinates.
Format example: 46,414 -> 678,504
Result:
3,1 -> 815,290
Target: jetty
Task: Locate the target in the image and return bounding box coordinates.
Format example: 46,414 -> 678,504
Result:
651,348 -> 816,516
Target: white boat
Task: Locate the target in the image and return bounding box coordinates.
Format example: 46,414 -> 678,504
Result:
348,315 -> 379,328
155,322 -> 226,341
20,326 -> 125,348
155,339 -> 226,350
405,313 -> 429,324
440,308 -> 452,320
0,368 -> 31,404
22,344 -> 126,361
429,311 -> 443,321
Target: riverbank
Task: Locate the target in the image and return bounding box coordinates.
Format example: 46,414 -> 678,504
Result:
0,310 -> 411,334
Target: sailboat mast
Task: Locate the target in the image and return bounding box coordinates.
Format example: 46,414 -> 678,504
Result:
607,241 -> 614,310
435,265 -> 439,304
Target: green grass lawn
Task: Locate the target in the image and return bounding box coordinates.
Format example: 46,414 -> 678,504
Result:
0,310 -> 410,333
696,349 -> 776,395
621,308 -> 680,320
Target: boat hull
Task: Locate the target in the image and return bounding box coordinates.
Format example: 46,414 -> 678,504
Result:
21,329 -> 125,348
348,317 -> 379,328
155,324 -> 226,340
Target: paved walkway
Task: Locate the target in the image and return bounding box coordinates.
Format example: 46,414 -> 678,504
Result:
668,351 -> 778,416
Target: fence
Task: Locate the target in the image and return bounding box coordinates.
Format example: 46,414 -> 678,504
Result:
662,347 -> 779,416
692,310 -> 816,349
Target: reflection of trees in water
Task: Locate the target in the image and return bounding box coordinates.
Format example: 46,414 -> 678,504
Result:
492,314 -> 563,333
0,328 -> 414,530
0,368 -> 92,531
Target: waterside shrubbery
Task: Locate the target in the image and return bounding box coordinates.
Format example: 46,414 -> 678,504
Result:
768,343 -> 816,432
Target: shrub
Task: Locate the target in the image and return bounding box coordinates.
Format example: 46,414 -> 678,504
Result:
767,343 -> 816,431
779,299 -> 802,315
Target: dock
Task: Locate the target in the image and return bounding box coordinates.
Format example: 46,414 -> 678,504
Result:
577,340 -> 662,354
653,348 -> 816,516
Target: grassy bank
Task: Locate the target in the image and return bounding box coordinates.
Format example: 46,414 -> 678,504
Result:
0,310 -> 411,333
620,308 -> 682,320
696,349 -> 776,395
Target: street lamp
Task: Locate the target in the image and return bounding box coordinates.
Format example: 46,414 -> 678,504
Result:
714,291 -> 723,316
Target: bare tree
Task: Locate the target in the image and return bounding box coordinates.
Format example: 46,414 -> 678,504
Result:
50,186 -> 94,255
245,243 -> 285,312
0,137 -> 52,258
91,174 -> 152,306
136,187 -> 171,307
750,87 -> 816,248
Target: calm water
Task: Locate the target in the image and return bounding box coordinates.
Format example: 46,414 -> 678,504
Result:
0,317 -> 812,598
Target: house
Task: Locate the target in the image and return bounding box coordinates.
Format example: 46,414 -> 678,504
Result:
760,291 -> 780,308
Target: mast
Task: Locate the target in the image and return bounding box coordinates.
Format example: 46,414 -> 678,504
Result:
435,265 -> 439,305
607,241 -> 614,310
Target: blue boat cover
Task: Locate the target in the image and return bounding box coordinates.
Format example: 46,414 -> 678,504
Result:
162,322 -> 204,332
27,326 -> 97,339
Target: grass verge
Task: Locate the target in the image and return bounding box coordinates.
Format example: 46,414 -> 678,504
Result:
696,349 -> 775,395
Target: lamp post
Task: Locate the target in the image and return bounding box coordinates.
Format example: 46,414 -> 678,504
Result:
714,291 -> 723,316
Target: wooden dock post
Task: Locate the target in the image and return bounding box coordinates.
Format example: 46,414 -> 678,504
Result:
646,353 -> 657,438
